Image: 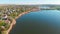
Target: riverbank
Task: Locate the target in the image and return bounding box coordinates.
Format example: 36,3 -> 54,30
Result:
5,8 -> 39,34
15,11 -> 31,20
1,19 -> 16,34
5,11 -> 31,34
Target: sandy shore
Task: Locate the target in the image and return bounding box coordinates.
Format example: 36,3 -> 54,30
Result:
6,19 -> 16,34
15,11 -> 30,20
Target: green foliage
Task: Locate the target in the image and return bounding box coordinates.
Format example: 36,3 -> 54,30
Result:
0,20 -> 10,30
0,21 -> 6,26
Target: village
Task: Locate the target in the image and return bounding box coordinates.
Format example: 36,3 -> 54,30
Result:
0,5 -> 39,34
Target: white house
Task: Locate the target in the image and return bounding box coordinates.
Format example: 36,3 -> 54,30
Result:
2,14 -> 8,20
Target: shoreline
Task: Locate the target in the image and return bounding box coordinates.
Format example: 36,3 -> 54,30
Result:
15,11 -> 31,20
4,8 -> 39,34
6,11 -> 31,34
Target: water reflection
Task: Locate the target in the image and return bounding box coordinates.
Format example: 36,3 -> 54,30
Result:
10,10 -> 60,34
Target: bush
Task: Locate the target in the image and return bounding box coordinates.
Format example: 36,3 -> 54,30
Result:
0,21 -> 6,26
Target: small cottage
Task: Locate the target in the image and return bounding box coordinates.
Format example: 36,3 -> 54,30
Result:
2,14 -> 8,20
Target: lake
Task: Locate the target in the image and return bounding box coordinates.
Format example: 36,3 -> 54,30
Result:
10,10 -> 60,34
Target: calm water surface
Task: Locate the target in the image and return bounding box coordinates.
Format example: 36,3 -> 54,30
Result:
10,10 -> 60,34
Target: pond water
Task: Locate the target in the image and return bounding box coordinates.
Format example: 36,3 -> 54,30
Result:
10,10 -> 60,34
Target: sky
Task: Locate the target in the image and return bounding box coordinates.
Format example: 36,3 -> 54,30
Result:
0,0 -> 60,5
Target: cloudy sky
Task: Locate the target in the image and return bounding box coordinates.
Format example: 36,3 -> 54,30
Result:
0,0 -> 60,5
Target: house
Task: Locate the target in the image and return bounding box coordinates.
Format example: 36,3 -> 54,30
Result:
2,14 -> 8,20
